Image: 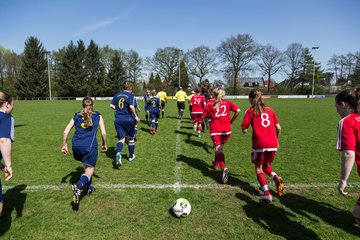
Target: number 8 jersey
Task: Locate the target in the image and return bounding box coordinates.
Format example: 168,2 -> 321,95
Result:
241,106 -> 279,152
203,100 -> 240,136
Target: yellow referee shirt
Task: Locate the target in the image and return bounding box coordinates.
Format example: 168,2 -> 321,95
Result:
156,91 -> 167,101
175,90 -> 188,102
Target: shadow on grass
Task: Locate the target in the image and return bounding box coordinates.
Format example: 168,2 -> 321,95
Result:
14,124 -> 26,128
174,129 -> 196,139
184,138 -> 212,154
0,184 -> 27,237
236,192 -> 321,240
279,193 -> 360,237
61,167 -> 100,184
140,127 -> 152,135
176,154 -> 243,185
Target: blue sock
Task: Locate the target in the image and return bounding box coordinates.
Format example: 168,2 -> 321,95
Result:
155,121 -> 158,129
128,142 -> 135,158
76,173 -> 90,190
117,141 -> 124,153
152,120 -> 155,129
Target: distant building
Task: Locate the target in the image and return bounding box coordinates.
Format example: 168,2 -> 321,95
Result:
240,77 -> 264,88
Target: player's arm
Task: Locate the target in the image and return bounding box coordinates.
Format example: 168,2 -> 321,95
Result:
338,150 -> 355,196
275,123 -> 281,138
99,115 -> 107,153
130,105 -> 140,123
110,104 -> 115,110
230,108 -> 241,124
0,137 -> 12,181
61,118 -> 74,155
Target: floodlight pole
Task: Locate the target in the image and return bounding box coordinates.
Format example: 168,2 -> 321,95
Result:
311,46 -> 319,97
46,51 -> 52,100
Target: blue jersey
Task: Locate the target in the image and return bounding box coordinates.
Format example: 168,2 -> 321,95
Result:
143,94 -> 150,110
72,111 -> 100,148
111,91 -> 135,120
147,97 -> 161,113
0,112 -> 14,141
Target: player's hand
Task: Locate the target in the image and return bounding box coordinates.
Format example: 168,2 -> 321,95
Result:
101,145 -> 108,153
61,145 -> 68,155
338,180 -> 348,196
135,116 -> 140,123
4,165 -> 13,181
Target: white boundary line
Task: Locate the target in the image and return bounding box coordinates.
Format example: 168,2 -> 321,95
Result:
3,182 -> 360,191
174,119 -> 182,193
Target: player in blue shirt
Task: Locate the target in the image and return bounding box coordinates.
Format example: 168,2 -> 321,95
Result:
147,90 -> 161,135
62,97 -> 107,206
0,91 -> 14,216
110,81 -> 140,166
143,90 -> 151,124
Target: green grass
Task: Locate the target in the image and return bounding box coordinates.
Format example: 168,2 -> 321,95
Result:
1,98 -> 359,239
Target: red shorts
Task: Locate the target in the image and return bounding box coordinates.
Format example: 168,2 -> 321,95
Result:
211,134 -> 230,146
191,113 -> 203,123
251,151 -> 276,165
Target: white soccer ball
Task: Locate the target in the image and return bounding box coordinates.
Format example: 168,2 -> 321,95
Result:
172,198 -> 191,218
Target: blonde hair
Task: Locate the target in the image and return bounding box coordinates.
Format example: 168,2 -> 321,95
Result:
151,89 -> 157,96
82,97 -> 94,127
249,89 -> 266,116
212,88 -> 225,111
0,91 -> 13,108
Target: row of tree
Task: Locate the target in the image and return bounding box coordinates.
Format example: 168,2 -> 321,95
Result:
0,34 -> 359,97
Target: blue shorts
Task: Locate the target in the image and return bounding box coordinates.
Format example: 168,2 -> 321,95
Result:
150,112 -> 160,120
144,106 -> 150,112
114,118 -> 136,139
72,146 -> 98,168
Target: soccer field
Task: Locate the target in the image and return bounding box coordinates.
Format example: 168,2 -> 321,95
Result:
0,98 -> 359,239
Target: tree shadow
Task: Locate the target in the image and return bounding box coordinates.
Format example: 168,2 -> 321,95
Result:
180,126 -> 194,130
236,192 -> 321,240
61,167 -> 100,184
0,184 -> 27,237
279,193 -> 360,237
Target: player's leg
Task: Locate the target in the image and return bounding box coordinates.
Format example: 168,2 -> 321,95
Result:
253,152 -> 272,203
262,151 -> 284,196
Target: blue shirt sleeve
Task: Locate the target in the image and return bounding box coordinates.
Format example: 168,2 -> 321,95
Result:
0,115 -> 14,141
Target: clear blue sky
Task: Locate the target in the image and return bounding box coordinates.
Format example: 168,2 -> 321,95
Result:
1,0 -> 359,75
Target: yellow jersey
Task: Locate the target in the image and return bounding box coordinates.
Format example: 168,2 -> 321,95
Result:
188,94 -> 194,103
156,91 -> 167,101
175,90 -> 188,102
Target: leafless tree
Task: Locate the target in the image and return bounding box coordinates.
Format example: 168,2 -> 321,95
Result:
185,45 -> 217,83
145,47 -> 179,89
257,44 -> 284,93
217,34 -> 259,94
327,54 -> 339,85
284,42 -> 304,91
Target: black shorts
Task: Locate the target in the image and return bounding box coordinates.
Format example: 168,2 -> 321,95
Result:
161,100 -> 166,109
177,101 -> 185,110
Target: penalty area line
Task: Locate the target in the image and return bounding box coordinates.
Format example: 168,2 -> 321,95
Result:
3,182 -> 360,191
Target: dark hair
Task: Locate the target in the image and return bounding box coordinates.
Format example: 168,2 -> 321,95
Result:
335,88 -> 360,113
0,91 -> 13,108
122,81 -> 133,91
82,97 -> 94,127
194,87 -> 201,94
249,89 -> 266,116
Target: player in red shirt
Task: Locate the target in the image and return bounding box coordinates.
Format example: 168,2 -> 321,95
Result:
335,88 -> 360,225
190,88 -> 206,138
203,88 -> 240,183
241,89 -> 283,203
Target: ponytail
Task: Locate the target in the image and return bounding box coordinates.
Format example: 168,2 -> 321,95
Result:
249,89 -> 266,116
212,88 -> 225,111
82,97 -> 94,127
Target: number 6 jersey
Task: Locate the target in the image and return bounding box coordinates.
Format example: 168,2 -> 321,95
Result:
241,106 -> 279,152
203,100 -> 240,136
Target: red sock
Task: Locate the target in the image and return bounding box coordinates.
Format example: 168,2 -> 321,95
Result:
256,169 -> 270,196
198,124 -> 202,132
216,152 -> 225,171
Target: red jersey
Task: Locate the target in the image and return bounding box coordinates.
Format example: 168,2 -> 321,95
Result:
241,106 -> 279,152
190,93 -> 206,114
203,100 -> 239,136
337,113 -> 360,162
